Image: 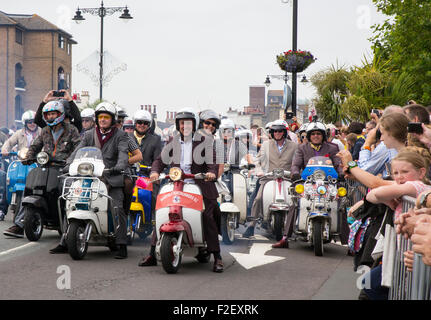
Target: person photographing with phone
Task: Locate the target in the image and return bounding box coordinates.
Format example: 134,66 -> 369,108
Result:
34,90 -> 82,132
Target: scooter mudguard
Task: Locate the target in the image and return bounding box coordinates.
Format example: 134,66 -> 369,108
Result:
67,211 -> 102,235
21,195 -> 48,212
160,220 -> 194,247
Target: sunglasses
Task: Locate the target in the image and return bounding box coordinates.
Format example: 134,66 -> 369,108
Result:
204,120 -> 217,127
273,129 -> 284,133
97,114 -> 111,120
82,119 -> 92,123
136,120 -> 150,126
310,132 -> 322,136
25,120 -> 35,124
223,129 -> 233,133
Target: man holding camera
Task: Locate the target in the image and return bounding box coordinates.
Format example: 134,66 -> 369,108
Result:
35,90 -> 82,132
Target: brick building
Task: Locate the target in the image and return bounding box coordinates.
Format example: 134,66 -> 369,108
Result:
0,11 -> 77,127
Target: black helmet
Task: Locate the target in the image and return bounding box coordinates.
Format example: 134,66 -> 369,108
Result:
175,108 -> 198,133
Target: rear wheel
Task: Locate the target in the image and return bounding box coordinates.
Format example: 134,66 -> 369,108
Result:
66,220 -> 88,260
160,233 -> 182,274
221,213 -> 237,245
312,220 -> 324,256
23,207 -> 43,241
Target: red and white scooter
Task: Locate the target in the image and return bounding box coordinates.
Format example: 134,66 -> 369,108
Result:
151,167 -> 208,274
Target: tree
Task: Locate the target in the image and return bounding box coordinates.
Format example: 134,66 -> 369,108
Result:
370,0 -> 431,104
310,64 -> 351,123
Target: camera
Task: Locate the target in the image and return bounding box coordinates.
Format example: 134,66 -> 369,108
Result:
407,122 -> 423,134
376,128 -> 381,140
52,91 -> 65,97
285,112 -> 294,120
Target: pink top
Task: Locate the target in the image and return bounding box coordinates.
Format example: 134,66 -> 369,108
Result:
394,181 -> 431,220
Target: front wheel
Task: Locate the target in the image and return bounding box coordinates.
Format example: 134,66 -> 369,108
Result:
312,220 -> 324,256
66,220 -> 88,260
221,213 -> 237,245
23,207 -> 43,241
273,212 -> 285,241
160,233 -> 182,274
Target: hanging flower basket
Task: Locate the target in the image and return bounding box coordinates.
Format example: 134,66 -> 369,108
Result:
277,50 -> 316,73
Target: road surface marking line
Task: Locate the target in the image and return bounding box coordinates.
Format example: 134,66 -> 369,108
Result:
0,242 -> 38,257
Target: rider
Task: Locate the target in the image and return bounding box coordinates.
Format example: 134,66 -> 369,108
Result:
80,108 -> 95,137
198,110 -> 222,176
242,119 -> 298,238
128,109 -> 162,215
0,110 -> 41,220
138,108 -> 224,273
290,121 -> 344,181
3,101 -> 81,237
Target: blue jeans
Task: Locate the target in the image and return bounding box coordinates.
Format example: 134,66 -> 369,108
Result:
363,264 -> 389,300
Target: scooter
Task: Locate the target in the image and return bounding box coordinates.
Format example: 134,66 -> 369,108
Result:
217,163 -> 252,244
5,149 -> 37,217
60,146 -> 120,260
154,167 -> 208,274
128,164 -> 153,243
292,156 -> 348,256
20,151 -> 64,241
255,169 -> 293,241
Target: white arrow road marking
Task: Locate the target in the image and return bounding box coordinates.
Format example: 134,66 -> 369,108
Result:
235,234 -> 270,241
0,242 -> 39,257
230,243 -> 285,270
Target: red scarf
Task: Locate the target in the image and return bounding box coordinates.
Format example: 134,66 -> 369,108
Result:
96,127 -> 116,149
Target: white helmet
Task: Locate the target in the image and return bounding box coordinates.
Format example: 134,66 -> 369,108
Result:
175,107 -> 199,132
238,129 -> 252,139
21,110 -> 36,124
133,110 -> 152,123
80,108 -> 95,120
306,121 -> 327,141
270,119 -> 288,139
219,118 -> 235,137
95,102 -> 117,126
115,106 -> 128,119
265,121 -> 273,130
298,123 -> 307,134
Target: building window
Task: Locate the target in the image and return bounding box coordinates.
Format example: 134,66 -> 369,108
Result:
15,28 -> 23,45
15,95 -> 23,122
67,42 -> 71,55
15,63 -> 26,88
58,34 -> 64,49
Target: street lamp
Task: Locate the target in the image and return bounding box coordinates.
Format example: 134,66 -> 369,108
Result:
72,1 -> 133,100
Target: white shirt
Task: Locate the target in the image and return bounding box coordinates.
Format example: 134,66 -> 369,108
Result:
180,137 -> 193,183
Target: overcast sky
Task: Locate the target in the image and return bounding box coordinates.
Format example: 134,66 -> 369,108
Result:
3,0 -> 387,121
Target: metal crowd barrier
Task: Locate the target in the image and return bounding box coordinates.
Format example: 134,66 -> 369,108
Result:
345,179 -> 368,206
389,196 -> 431,300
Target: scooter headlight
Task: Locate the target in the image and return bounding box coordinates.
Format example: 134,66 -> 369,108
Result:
36,151 -> 49,165
224,194 -> 232,202
169,167 -> 182,181
77,163 -> 94,176
313,170 -> 326,181
337,187 -> 347,197
317,185 -> 327,195
295,184 -> 304,194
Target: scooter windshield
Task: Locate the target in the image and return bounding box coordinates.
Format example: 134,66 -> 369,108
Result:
301,156 -> 338,180
73,147 -> 103,161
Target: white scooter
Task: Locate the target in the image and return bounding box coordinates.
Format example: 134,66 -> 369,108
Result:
259,168 -> 293,241
154,167 -> 209,274
60,147 -> 119,260
216,163 -> 251,244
